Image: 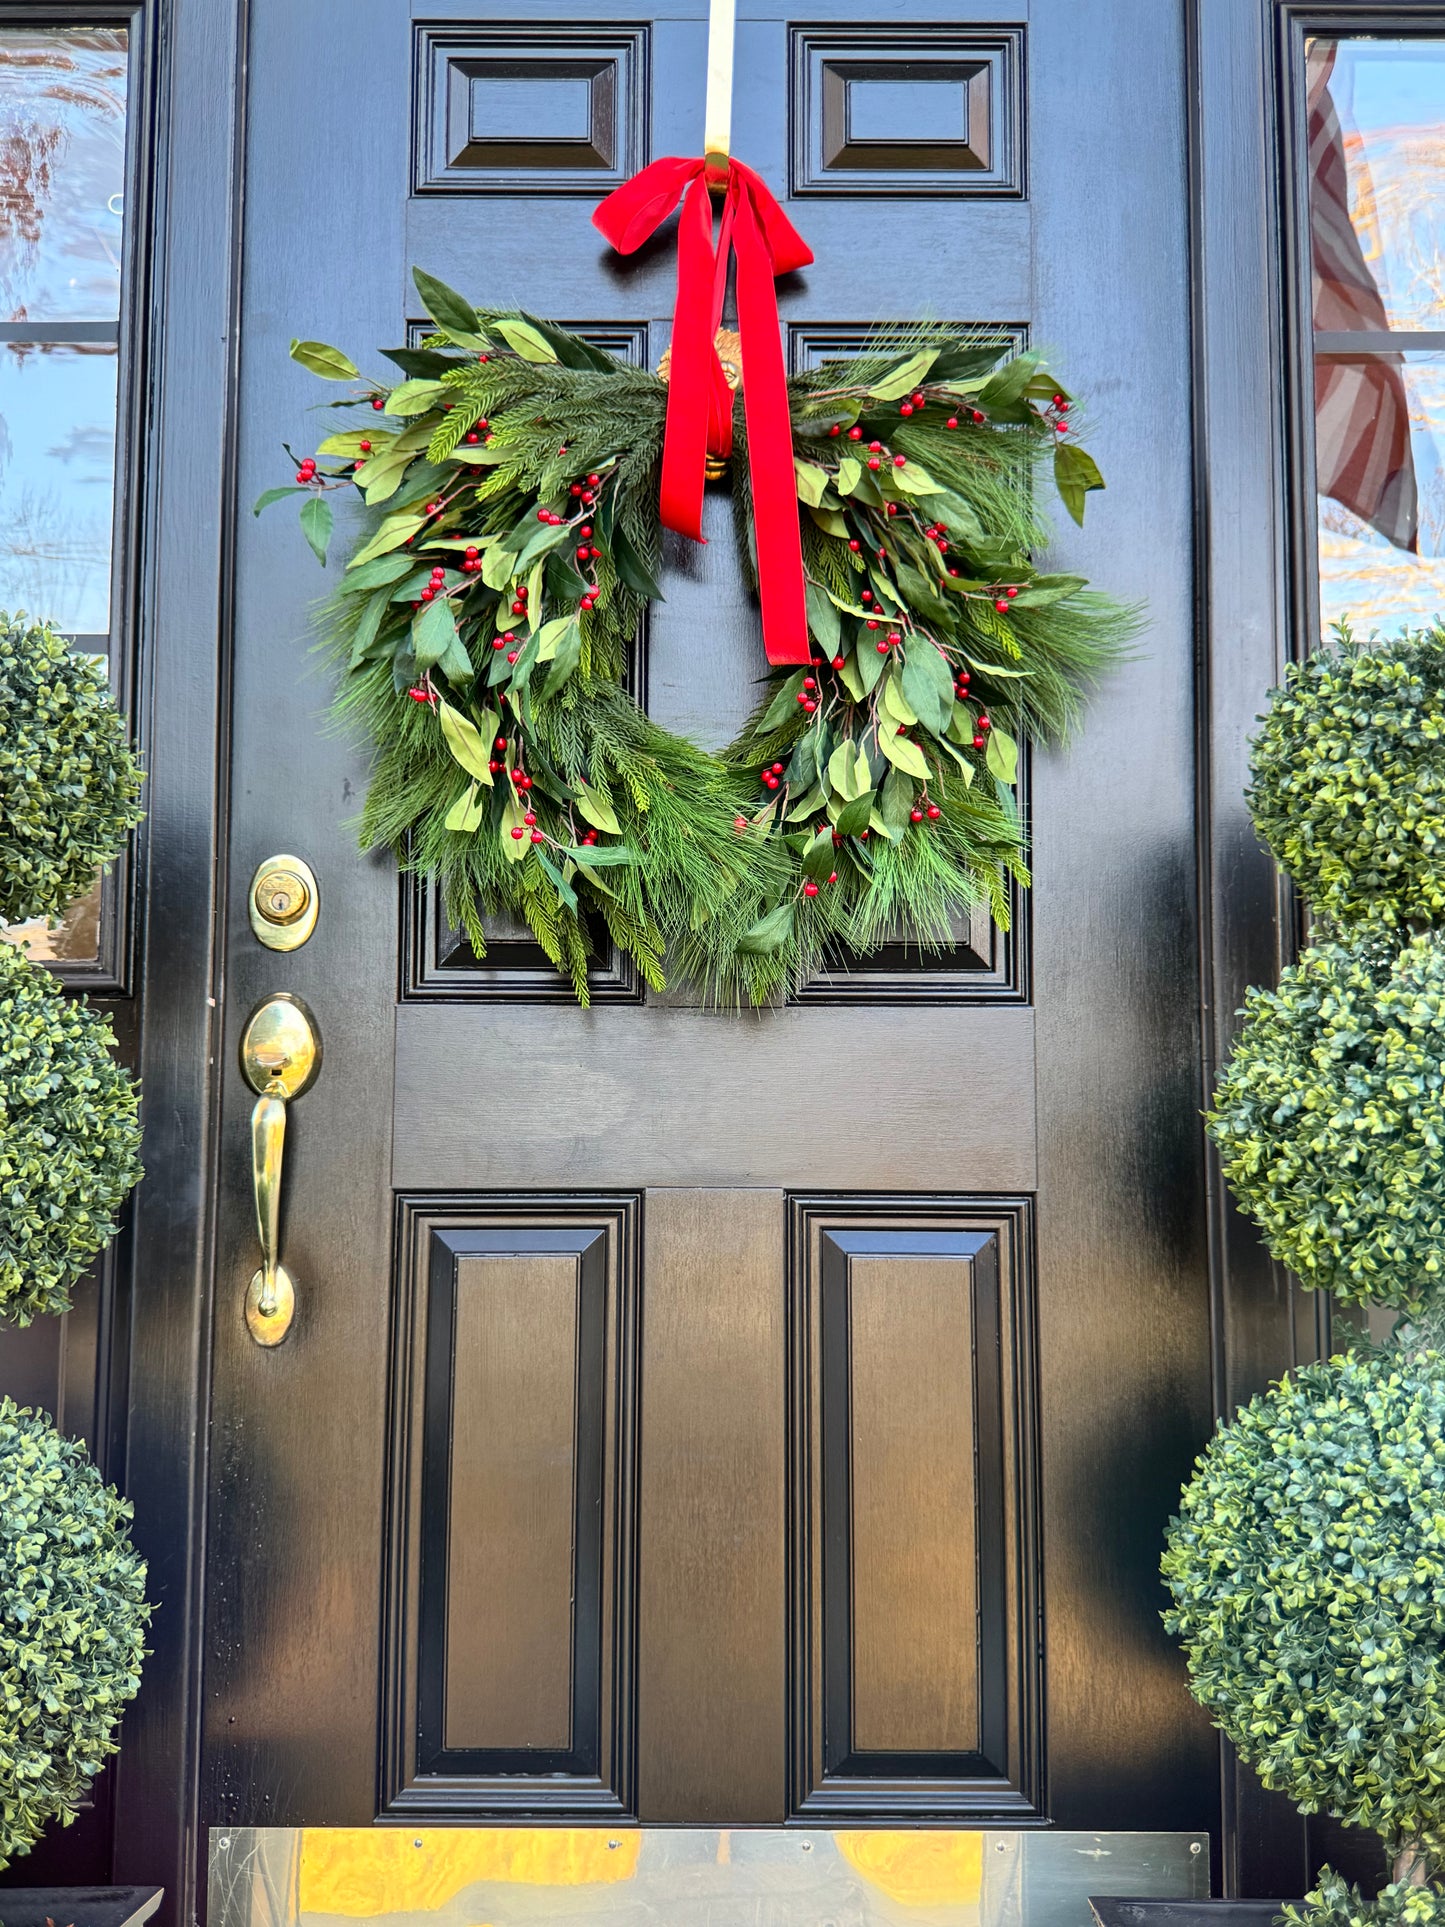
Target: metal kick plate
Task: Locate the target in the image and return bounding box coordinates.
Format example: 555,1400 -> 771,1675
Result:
208,1828 -> 1207,1927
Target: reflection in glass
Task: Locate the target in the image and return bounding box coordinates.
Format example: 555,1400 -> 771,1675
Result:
1307,37 -> 1445,334
0,343 -> 116,633
1318,353 -> 1445,639
0,30 -> 127,324
1,872 -> 102,966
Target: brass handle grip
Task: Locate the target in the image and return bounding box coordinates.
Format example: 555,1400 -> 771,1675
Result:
239,994 -> 321,1346
251,1086 -> 288,1318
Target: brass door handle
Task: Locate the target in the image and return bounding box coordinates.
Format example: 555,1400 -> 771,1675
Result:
239,993 -> 321,1345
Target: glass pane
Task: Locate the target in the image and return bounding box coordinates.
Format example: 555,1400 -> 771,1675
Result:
0,29 -> 127,324
1,873 -> 102,966
1316,349 -> 1445,638
0,341 -> 116,633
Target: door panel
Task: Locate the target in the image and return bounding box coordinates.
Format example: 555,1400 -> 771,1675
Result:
383,1200 -> 638,1818
206,0 -> 1214,1848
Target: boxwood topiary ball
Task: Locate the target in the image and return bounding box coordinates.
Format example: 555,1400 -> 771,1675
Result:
1163,1347 -> 1445,1848
0,940 -> 142,1322
1208,933 -> 1445,1311
1285,1873 -> 1445,1927
0,1397 -> 149,1867
0,611 -> 144,927
1248,628 -> 1445,934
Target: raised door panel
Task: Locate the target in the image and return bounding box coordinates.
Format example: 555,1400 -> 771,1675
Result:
382,1199 -> 639,1817
790,1197 -> 1042,1821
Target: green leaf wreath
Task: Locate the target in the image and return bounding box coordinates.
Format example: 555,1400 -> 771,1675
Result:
259,268 -> 1134,1002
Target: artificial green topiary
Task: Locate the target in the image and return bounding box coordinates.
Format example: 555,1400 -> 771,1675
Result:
1285,1873 -> 1445,1927
0,939 -> 142,1322
0,610 -> 144,927
1163,1345 -> 1445,1859
0,1398 -> 149,1867
1207,932 -> 1445,1312
1248,626 -> 1445,937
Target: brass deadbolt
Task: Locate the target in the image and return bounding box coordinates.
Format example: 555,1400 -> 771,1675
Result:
248,855 -> 319,951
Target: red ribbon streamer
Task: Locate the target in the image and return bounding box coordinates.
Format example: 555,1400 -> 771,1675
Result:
593,156 -> 814,666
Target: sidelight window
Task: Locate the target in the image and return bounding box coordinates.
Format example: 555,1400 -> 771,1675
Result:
0,24 -> 132,973
1300,34 -> 1445,643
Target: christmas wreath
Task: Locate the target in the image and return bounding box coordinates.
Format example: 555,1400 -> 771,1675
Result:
259,264 -> 1131,1002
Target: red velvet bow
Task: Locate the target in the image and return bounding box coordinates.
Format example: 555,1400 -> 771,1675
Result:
593,156 -> 814,665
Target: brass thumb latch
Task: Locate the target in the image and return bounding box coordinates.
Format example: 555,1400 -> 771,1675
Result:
239,993 -> 321,1346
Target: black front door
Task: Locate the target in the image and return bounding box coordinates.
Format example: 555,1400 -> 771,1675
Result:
197,0 -> 1214,1848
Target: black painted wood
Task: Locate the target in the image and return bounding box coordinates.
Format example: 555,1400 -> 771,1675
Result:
0,1889 -> 162,1927
1090,1903 -> 1295,1927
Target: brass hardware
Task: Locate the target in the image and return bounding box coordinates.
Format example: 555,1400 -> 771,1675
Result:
657,329 -> 743,480
248,854 -> 319,952
239,993 -> 321,1346
703,0 -> 735,179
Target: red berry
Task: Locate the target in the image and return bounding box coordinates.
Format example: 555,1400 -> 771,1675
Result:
876,640 -> 889,654
581,597 -> 595,610
577,547 -> 590,561
887,632 -> 900,646
995,599 -> 1009,613
580,525 -> 593,538
408,686 -> 430,703
869,441 -> 882,452
893,454 -> 906,467
803,677 -> 816,691
900,403 -> 914,416
492,637 -> 505,650
886,503 -> 899,516
506,650 -> 518,663
466,432 -> 480,444
867,457 -> 881,470
979,714 -> 992,730
848,425 -> 863,440
420,587 -> 435,602
771,763 -> 784,774
765,774 -> 780,789
466,546 -> 479,558
581,490 -> 594,503
511,600 -> 525,615
508,826 -> 524,839
828,871 -> 838,884
972,409 -> 985,423
570,483 -> 583,497
372,397 -> 385,410
910,808 -> 924,823
796,691 -> 809,706
946,416 -> 959,429
503,631 -> 515,644
1056,421 -> 1068,434
1006,585 -> 1018,598
358,440 -> 371,453
802,698 -> 817,712
832,655 -> 845,670
926,803 -> 942,820
973,734 -> 986,749
829,424 -> 841,437
848,538 -> 861,552
861,589 -> 873,602
803,880 -> 819,897
587,473 -> 600,486
488,759 -> 500,773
